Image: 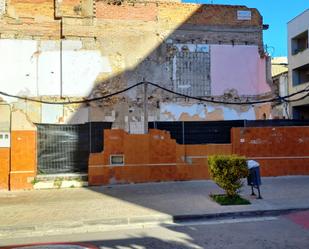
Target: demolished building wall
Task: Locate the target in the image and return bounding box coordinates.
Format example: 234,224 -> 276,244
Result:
0,0 -> 273,131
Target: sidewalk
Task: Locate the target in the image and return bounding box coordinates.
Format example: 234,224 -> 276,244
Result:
0,176 -> 309,239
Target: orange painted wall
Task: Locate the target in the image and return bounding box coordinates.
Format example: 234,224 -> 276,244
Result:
0,148 -> 10,190
232,126 -> 309,176
5,126 -> 308,189
10,131 -> 37,190
88,129 -> 231,185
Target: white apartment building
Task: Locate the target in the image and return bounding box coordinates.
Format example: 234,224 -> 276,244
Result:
288,9 -> 309,119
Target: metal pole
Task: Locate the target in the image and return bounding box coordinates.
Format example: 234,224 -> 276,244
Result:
143,81 -> 148,134
182,121 -> 186,162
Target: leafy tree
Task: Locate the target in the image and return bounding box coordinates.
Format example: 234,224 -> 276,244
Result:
208,155 -> 248,197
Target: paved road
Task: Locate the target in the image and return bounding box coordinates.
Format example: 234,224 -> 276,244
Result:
1,211 -> 308,249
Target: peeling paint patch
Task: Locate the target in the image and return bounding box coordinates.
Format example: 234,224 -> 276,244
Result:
222,106 -> 255,120
160,103 -> 206,121
160,102 -> 256,121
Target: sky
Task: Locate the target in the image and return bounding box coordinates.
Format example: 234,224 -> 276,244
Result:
183,0 -> 309,58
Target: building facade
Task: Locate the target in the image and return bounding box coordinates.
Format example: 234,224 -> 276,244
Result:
0,0 -> 279,190
288,9 -> 309,119
0,0 -> 272,129
271,57 -> 289,119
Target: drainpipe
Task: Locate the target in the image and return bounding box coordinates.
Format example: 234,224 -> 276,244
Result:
0,103 -> 12,190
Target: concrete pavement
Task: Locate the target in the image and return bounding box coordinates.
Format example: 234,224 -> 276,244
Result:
0,176 -> 309,239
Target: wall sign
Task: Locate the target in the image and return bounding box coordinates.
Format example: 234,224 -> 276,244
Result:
237,10 -> 252,20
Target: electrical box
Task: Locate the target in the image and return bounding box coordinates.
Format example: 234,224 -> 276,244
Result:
0,132 -> 10,147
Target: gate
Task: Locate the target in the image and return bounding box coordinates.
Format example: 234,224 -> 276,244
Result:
36,122 -> 112,174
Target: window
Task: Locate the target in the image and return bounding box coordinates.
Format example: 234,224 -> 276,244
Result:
292,63 -> 309,86
110,155 -> 124,166
170,44 -> 211,97
291,31 -> 308,55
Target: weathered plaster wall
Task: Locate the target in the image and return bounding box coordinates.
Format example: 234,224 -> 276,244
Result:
0,39 -> 111,99
0,38 -> 272,125
211,45 -> 270,96
0,1 -> 271,128
160,102 -> 260,121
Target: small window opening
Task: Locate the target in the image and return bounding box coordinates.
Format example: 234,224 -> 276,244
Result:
110,155 -> 124,166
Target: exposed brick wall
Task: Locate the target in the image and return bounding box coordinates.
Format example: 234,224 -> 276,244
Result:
0,21 -> 60,39
1,1 -> 263,43
95,2 -> 158,21
158,3 -> 261,26
2,0 -> 60,39
95,2 -> 262,27
58,0 -> 82,17
8,0 -> 55,19
187,5 -> 261,26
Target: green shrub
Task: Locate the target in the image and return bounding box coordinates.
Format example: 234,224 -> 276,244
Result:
208,155 -> 248,197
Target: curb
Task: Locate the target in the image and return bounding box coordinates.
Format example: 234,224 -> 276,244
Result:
173,207 -> 309,223
1,207 -> 309,239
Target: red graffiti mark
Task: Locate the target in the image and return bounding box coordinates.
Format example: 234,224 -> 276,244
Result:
284,211 -> 309,230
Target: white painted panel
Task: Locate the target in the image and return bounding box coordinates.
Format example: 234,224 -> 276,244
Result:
62,51 -> 112,96
38,51 -> 61,95
0,132 -> 10,148
62,40 -> 83,50
41,104 -> 63,124
40,40 -> 59,51
160,103 -> 206,121
0,39 -> 38,97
